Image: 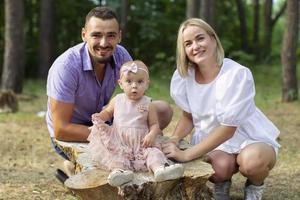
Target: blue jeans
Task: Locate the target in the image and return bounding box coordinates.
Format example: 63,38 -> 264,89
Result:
50,137 -> 70,160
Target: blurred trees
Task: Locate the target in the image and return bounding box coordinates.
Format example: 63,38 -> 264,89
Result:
281,0 -> 299,102
0,0 -> 298,99
38,0 -> 54,79
1,0 -> 25,93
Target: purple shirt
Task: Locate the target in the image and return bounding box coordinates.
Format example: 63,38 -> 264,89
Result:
46,42 -> 132,137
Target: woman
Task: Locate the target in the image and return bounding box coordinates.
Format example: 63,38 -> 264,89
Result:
162,18 -> 280,200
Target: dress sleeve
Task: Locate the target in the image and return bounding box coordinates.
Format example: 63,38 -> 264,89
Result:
170,70 -> 191,113
215,67 -> 256,126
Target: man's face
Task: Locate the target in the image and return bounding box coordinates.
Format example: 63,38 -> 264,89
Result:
82,17 -> 121,64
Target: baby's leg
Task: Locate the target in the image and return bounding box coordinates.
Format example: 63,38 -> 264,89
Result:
146,147 -> 169,172
146,148 -> 184,182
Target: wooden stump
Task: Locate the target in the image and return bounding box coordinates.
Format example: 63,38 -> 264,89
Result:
0,90 -> 18,113
55,137 -> 214,200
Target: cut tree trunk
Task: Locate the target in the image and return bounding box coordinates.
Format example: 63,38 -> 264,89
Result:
55,136 -> 214,200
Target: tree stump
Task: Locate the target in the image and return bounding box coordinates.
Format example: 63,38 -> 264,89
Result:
55,136 -> 214,200
0,90 -> 18,113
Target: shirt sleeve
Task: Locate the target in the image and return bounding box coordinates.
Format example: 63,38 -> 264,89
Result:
215,67 -> 256,126
170,70 -> 191,113
46,58 -> 78,104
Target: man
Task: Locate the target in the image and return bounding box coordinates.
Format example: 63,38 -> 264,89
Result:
46,7 -> 172,181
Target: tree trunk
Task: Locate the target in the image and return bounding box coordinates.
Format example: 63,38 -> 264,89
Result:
263,0 -> 272,58
55,136 -> 214,200
1,0 -> 25,93
235,0 -> 249,52
252,0 -> 260,54
200,0 -> 215,28
120,0 -> 129,41
186,0 -> 200,18
281,0 -> 299,102
38,0 -> 55,79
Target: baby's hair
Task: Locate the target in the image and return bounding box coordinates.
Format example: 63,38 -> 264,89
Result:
120,60 -> 149,78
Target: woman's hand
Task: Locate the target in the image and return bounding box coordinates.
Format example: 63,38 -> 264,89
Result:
162,142 -> 190,162
168,135 -> 181,145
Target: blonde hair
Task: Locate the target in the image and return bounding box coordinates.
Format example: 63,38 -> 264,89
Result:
176,18 -> 224,77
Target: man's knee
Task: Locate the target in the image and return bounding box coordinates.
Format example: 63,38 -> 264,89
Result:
152,100 -> 173,130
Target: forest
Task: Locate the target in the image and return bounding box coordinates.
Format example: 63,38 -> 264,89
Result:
0,0 -> 298,102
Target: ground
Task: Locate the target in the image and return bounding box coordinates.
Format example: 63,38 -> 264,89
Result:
0,92 -> 300,200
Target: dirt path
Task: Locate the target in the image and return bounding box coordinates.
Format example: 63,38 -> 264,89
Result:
1,102 -> 299,200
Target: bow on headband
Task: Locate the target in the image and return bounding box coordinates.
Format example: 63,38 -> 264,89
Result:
121,63 -> 148,76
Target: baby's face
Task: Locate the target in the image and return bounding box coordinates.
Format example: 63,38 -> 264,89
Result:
119,69 -> 149,101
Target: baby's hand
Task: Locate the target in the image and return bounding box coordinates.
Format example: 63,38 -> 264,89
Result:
142,132 -> 156,147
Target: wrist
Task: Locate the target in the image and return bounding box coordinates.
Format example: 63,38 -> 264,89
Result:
170,135 -> 181,144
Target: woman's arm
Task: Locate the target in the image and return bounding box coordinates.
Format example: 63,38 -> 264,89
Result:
169,110 -> 194,144
163,125 -> 236,162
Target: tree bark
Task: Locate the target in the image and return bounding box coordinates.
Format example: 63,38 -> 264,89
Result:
1,0 -> 25,93
120,0 -> 129,42
186,0 -> 200,18
38,0 -> 55,79
235,0 -> 249,52
252,0 -> 260,53
200,0 -> 215,28
281,0 -> 299,102
55,136 -> 214,200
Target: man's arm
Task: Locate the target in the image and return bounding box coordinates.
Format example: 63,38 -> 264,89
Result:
50,97 -> 90,142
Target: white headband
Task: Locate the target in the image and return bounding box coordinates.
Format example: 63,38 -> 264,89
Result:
121,63 -> 149,76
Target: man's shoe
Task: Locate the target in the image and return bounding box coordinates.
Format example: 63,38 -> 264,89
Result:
55,168 -> 69,184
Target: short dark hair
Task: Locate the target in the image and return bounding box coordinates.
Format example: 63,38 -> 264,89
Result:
85,6 -> 119,27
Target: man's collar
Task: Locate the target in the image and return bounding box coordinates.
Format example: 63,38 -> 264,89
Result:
82,42 -> 117,71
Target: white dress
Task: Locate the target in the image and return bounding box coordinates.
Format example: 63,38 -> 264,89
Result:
170,58 -> 280,154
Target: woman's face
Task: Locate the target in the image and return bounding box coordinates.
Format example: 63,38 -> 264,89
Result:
182,25 -> 216,66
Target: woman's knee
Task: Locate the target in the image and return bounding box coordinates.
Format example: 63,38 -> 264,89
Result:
237,143 -> 276,176
208,151 -> 237,182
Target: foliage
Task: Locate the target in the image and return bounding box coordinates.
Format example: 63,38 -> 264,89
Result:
120,0 -> 186,73
0,0 -> 298,79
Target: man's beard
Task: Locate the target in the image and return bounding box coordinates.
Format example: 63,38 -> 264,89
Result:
93,55 -> 112,64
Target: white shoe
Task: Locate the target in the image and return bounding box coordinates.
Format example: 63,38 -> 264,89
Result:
244,182 -> 265,200
213,180 -> 231,200
154,163 -> 184,182
107,169 -> 134,187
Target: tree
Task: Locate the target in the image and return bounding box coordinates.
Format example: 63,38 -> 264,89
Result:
186,0 -> 200,18
38,0 -> 55,79
281,0 -> 299,102
235,0 -> 249,52
120,0 -> 129,41
1,0 -> 25,93
263,0 -> 287,58
200,0 -> 215,28
252,0 -> 260,55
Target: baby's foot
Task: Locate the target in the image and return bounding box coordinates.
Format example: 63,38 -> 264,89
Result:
107,169 -> 134,187
154,163 -> 184,182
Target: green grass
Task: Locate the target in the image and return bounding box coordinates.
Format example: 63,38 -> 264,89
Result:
1,62 -> 300,199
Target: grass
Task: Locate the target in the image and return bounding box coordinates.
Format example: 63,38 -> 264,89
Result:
0,62 -> 300,199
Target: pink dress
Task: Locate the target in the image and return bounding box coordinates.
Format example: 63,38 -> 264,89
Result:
87,93 -> 170,172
